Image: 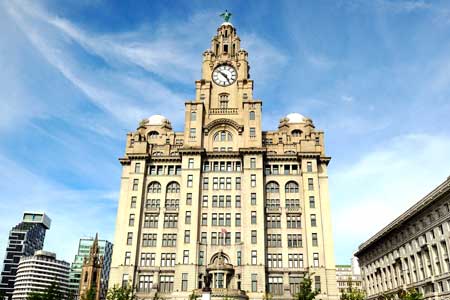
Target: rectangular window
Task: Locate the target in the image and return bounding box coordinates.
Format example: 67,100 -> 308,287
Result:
124,251 -> 131,265
122,274 -> 129,288
251,211 -> 256,224
135,163 -> 141,173
312,233 -> 318,246
201,232 -> 207,244
287,214 -> 301,228
251,250 -> 257,265
313,253 -> 319,267
202,196 -> 208,207
287,234 -> 302,248
251,230 -> 257,244
201,213 -> 208,226
311,214 -> 317,227
213,177 -> 218,190
268,276 -> 283,295
128,214 -> 135,226
186,193 -> 192,205
267,234 -> 282,247
236,177 -> 241,190
309,196 -> 315,208
199,251 -> 204,265
131,196 -> 137,208
191,111 -> 197,121
159,275 -> 174,293
185,211 -> 191,224
308,178 -> 314,190
251,193 -> 257,205
234,196 -> 241,208
127,232 -> 133,245
187,175 -> 193,187
314,276 -> 321,291
251,174 -> 256,187
237,251 -> 242,266
142,233 -> 157,247
235,232 -> 241,244
307,161 -> 313,172
132,179 -> 139,191
235,213 -> 241,226
181,273 -> 188,291
251,274 -> 257,292
183,250 -> 189,264
203,177 -> 209,190
189,128 -> 196,138
163,214 -> 178,228
184,230 -> 191,243
188,158 -> 194,169
162,233 -> 177,247
250,127 -> 256,138
250,158 -> 256,169
266,215 -> 281,228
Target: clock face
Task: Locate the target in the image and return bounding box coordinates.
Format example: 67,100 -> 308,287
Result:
212,65 -> 237,86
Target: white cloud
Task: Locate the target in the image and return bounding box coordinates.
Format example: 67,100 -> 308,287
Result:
330,133 -> 450,261
304,52 -> 335,70
341,95 -> 354,103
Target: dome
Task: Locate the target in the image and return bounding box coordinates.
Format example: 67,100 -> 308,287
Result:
286,113 -> 307,124
221,22 -> 234,27
148,115 -> 168,125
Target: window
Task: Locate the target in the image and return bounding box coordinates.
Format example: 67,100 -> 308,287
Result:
203,177 -> 209,190
285,181 -> 299,193
311,214 -> 317,227
188,158 -> 194,169
132,179 -> 139,191
314,276 -> 321,291
167,182 -> 180,193
251,174 -> 256,187
235,213 -> 241,226
249,111 -> 255,120
267,234 -> 282,247
288,234 -> 302,248
236,177 -> 241,190
266,181 -> 279,193
267,215 -> 281,228
189,128 -> 196,138
202,196 -> 208,207
122,274 -> 129,288
251,230 -> 257,244
288,254 -> 303,269
191,111 -> 196,121
292,129 -> 301,137
309,196 -> 315,208
159,275 -> 174,293
307,161 -> 313,172
251,193 -> 257,205
267,253 -> 283,268
162,234 -> 177,247
199,251 -> 204,265
219,94 -> 229,108
235,195 -> 241,208
184,230 -> 191,243
128,214 -> 135,226
286,199 -> 300,209
159,254 -> 174,267
135,163 -> 141,173
131,196 -> 137,208
251,274 -> 257,292
250,158 -> 256,169
186,193 -> 192,205
287,215 -> 301,228
124,251 -> 131,265
268,276 -> 283,295
142,234 -> 157,247
251,211 -> 257,224
235,232 -> 241,244
250,127 -> 256,138
308,178 -> 314,190
237,251 -> 242,266
183,250 -> 189,264
144,214 -> 158,228
140,253 -> 156,267
187,175 -> 193,187
163,214 -> 178,228
313,253 -> 319,267
201,213 -> 207,226
312,233 -> 318,246
185,211 -> 191,224
251,250 -> 257,265
201,232 -> 207,244
127,232 -> 133,245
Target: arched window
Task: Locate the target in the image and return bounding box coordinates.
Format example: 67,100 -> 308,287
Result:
148,131 -> 159,139
291,130 -> 302,137
285,181 -> 299,193
219,94 -> 229,108
249,111 -> 255,120
214,130 -> 233,142
266,181 -> 280,193
152,152 -> 163,156
148,182 -> 161,193
166,182 -> 180,193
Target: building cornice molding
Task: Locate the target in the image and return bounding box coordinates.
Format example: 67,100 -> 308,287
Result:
356,176 -> 450,257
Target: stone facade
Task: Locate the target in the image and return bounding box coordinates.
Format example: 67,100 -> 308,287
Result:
108,20 -> 338,300
336,263 -> 363,296
355,177 -> 450,300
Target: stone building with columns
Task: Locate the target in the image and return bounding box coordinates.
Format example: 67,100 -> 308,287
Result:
355,177 -> 450,300
108,16 -> 338,300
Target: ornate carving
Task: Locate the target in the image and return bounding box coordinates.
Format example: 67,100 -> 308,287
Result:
204,118 -> 243,134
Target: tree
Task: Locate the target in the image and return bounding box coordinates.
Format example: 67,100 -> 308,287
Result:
106,285 -> 137,300
81,287 -> 97,300
26,283 -> 64,300
340,279 -> 365,300
293,273 -> 320,300
400,289 -> 423,300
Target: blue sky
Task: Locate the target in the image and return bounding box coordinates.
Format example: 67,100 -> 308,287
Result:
1,0 -> 450,265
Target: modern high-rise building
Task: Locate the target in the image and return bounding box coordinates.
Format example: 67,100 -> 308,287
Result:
109,16 -> 338,300
12,250 -> 70,300
355,176 -> 450,300
0,212 -> 51,300
68,236 -> 112,299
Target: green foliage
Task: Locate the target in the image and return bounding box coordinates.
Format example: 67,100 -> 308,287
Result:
81,287 -> 97,300
400,289 -> 423,300
26,283 -> 65,300
106,285 -> 137,300
293,273 -> 320,300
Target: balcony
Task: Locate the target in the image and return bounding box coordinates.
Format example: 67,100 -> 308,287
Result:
266,206 -> 281,213
145,206 -> 160,212
286,206 -> 302,213
209,108 -> 239,115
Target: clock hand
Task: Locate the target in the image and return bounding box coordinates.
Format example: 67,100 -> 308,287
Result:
218,71 -> 231,83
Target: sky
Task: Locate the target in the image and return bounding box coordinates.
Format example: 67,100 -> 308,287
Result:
0,0 -> 450,265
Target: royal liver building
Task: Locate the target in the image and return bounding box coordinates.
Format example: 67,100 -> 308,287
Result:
109,17 -> 338,300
